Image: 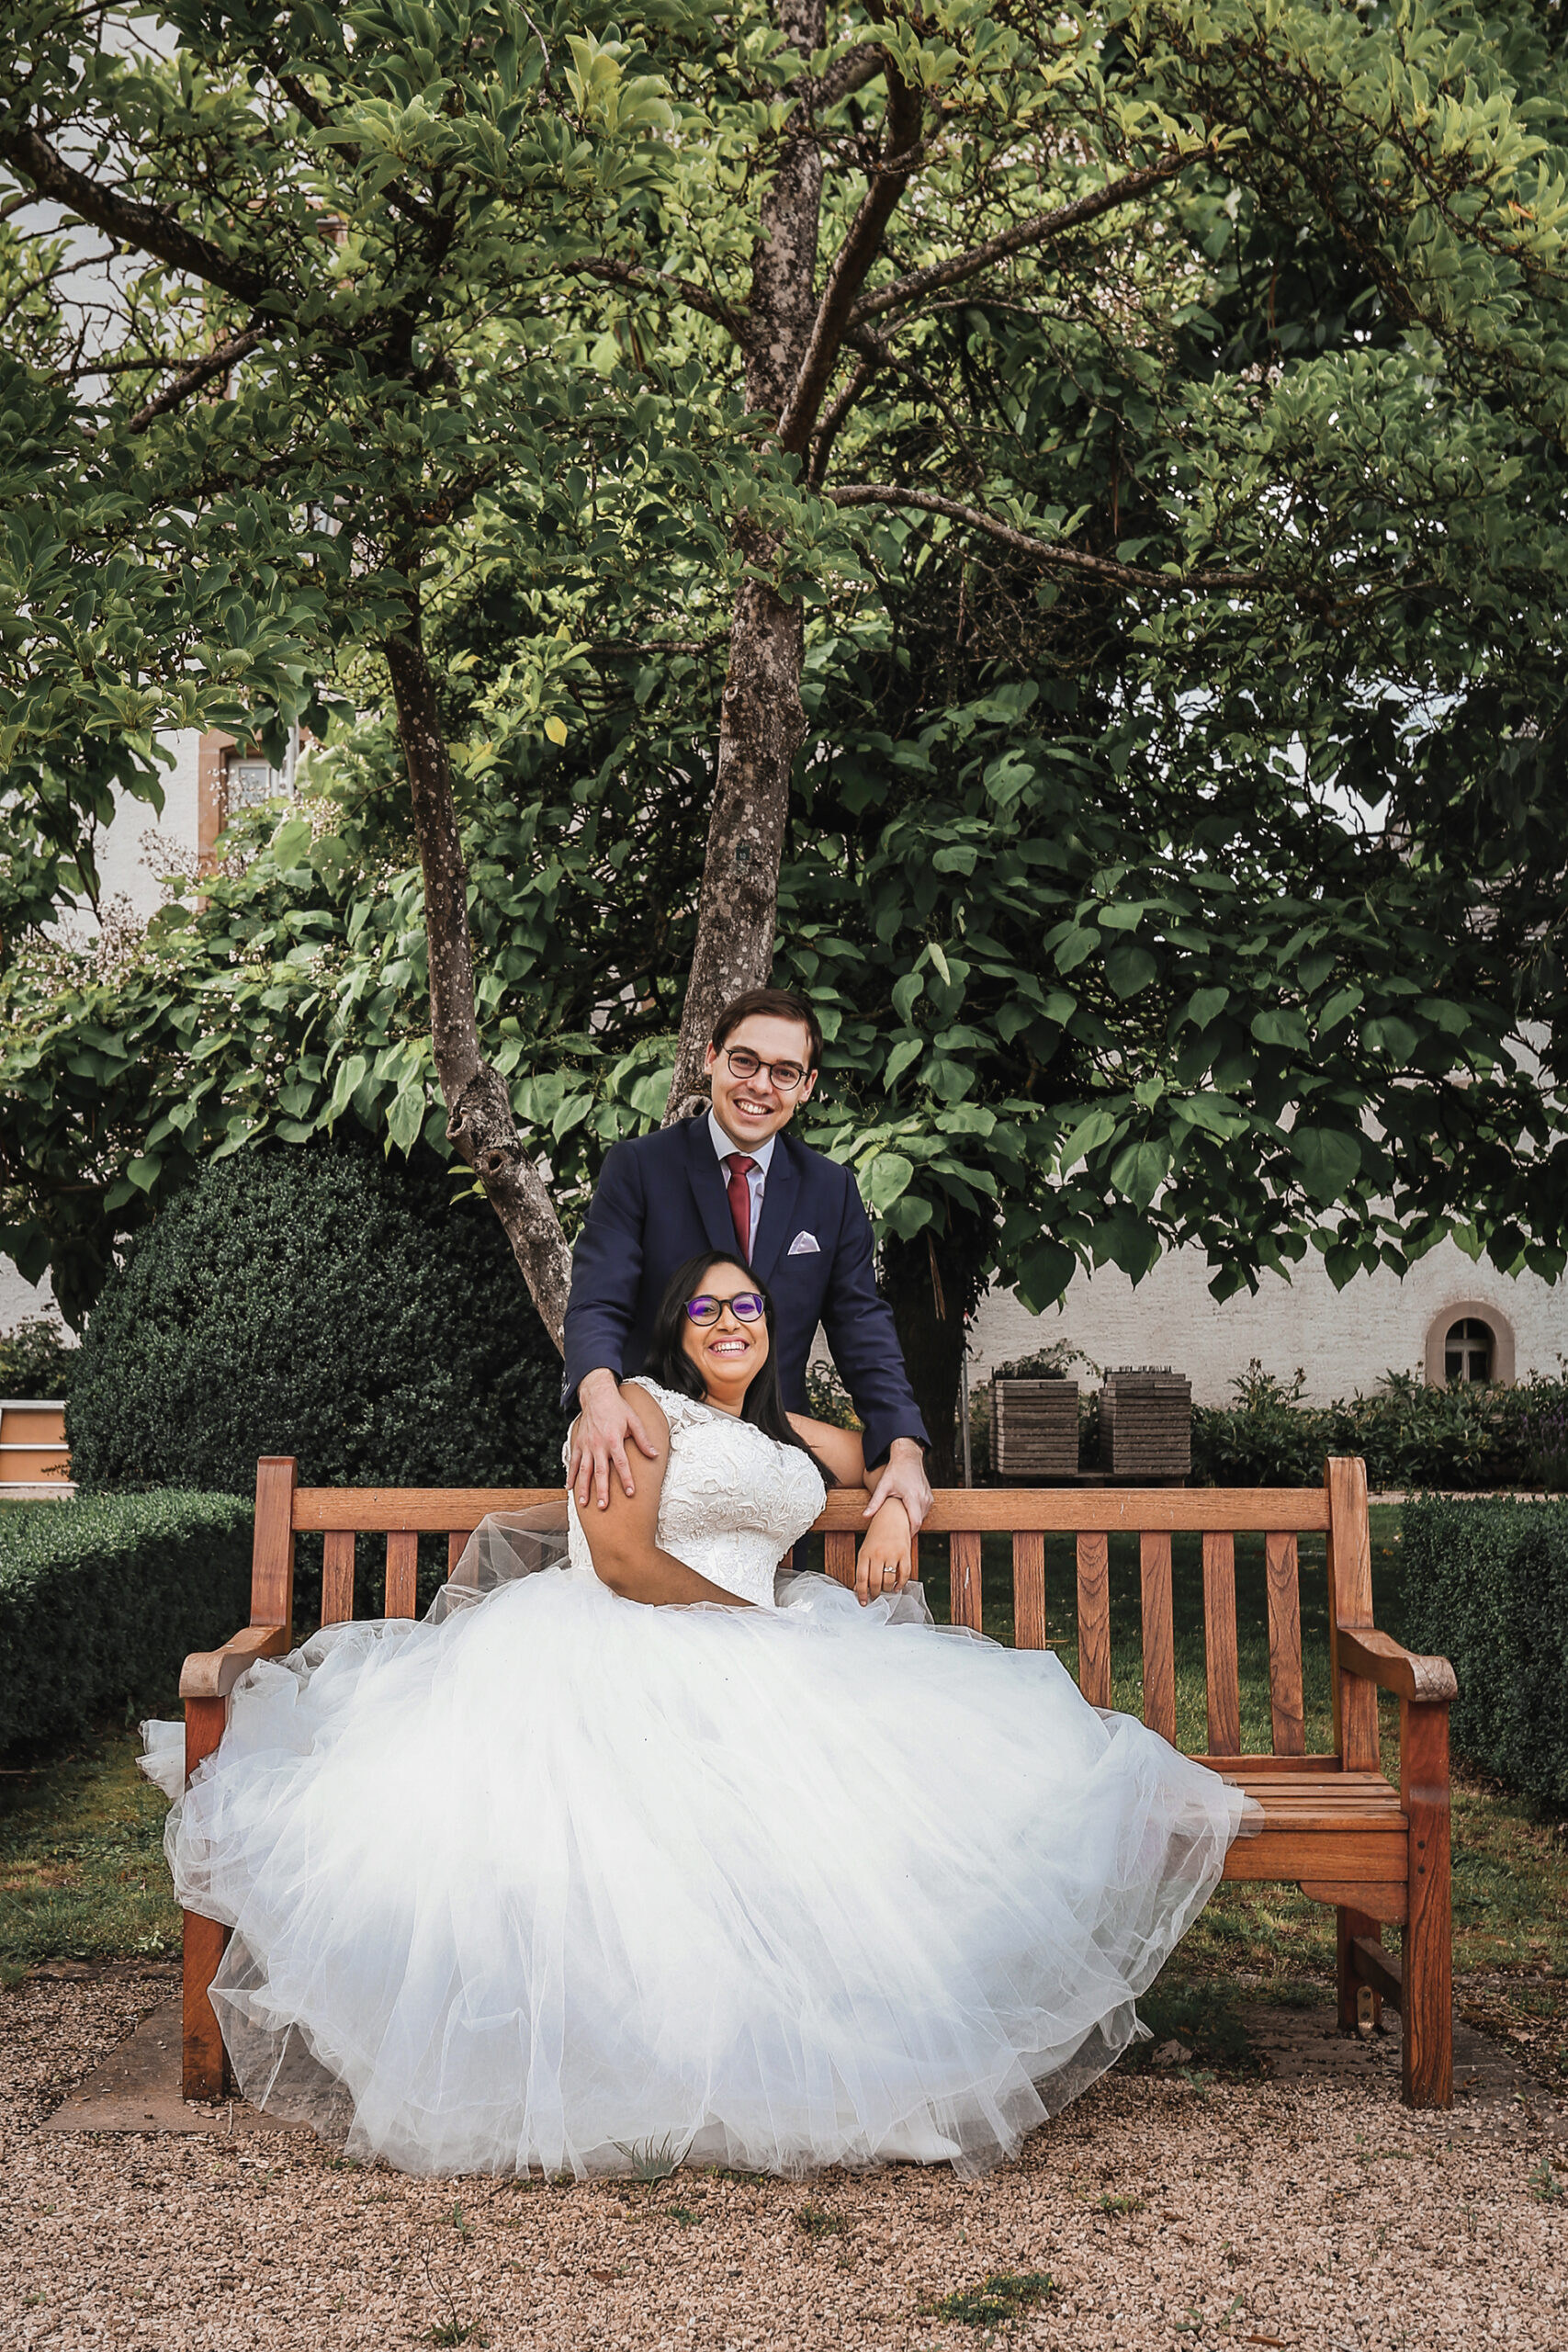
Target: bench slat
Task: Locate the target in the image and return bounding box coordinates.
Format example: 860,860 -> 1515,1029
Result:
321,1530 -> 355,1626
254,1457 -> 297,1626
951,1532 -> 982,1632
1225,1828 -> 1407,1881
386,1530 -> 419,1618
1139,1531 -> 1175,1744
1076,1532 -> 1111,1707
1012,1532 -> 1046,1651
448,1532 -> 468,1575
1202,1531 -> 1241,1757
288,1485 -> 1334,1534
1328,1457 -> 1382,1771
1265,1532 -> 1306,1756
824,1531 -> 855,1589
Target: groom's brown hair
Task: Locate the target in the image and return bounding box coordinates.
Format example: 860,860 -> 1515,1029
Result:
710,988 -> 824,1070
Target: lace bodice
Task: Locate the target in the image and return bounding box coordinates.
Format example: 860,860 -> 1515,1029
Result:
565,1378 -> 827,1609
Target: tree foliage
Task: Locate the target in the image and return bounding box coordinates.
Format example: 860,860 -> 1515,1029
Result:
3,1 -> 1568,1453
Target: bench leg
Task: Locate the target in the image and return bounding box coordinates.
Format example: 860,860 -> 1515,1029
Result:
1336,1906 -> 1381,2032
182,1696 -> 231,2103
1400,1698 -> 1453,2109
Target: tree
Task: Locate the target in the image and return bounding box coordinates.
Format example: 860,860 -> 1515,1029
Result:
5,1 -> 1568,1468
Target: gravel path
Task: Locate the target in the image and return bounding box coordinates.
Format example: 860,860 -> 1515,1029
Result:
3,1971 -> 1564,2351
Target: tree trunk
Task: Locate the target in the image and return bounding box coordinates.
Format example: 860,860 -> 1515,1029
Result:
664,561 -> 807,1114
880,1211 -> 995,1485
382,615 -> 572,1348
663,0 -> 829,1118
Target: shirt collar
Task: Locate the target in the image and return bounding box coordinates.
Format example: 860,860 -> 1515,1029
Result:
708,1107 -> 776,1176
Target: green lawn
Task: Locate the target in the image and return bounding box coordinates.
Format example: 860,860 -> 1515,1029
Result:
6,1505 -> 1566,2085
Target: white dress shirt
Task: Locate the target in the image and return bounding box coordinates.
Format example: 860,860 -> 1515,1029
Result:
708,1110 -> 775,1254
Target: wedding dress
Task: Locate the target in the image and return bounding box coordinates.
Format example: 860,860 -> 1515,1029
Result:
141,1377 -> 1252,2178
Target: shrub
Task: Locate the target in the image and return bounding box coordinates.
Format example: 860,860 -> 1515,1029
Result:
0,1491 -> 254,1753
1191,1362 -> 1568,1491
1403,1498 -> 1568,1813
0,1314 -> 77,1401
68,1127 -> 566,1496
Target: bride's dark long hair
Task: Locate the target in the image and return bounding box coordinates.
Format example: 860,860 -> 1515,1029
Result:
643,1251 -> 837,1484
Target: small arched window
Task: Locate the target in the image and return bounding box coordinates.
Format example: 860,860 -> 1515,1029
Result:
1444,1318 -> 1494,1385
1426,1303 -> 1515,1388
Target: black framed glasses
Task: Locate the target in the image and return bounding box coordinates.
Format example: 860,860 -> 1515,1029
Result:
685,1292 -> 767,1327
722,1046 -> 810,1093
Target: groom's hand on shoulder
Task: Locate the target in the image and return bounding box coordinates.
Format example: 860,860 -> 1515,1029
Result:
570,1370 -> 660,1512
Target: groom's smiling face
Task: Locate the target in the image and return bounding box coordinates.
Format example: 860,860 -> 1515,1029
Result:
705,1014 -> 818,1151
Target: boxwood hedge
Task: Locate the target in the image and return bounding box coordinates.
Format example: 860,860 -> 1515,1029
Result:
67,1126 -> 566,1496
0,1491 -> 254,1753
1402,1497 -> 1568,1813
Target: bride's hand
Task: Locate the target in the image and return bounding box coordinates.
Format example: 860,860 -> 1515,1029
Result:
855,1502 -> 912,1606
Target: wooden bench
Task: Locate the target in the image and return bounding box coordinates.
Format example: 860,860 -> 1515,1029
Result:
178,1454 -> 1456,2111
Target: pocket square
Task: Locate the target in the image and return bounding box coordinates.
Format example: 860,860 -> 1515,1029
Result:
787,1230 -> 821,1256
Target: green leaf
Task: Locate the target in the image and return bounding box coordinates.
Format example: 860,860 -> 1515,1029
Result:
1292,1126 -> 1362,1204
1182,987 -> 1229,1031
1103,944 -> 1158,999
1061,1107 -> 1119,1168
1015,1240 -> 1077,1311
1109,1136 -> 1169,1209
863,1150 -> 915,1214
627,1067 -> 674,1118
891,972 -> 924,1024
1251,1008 -> 1312,1051
883,1036 -> 923,1089
386,1085 -> 424,1151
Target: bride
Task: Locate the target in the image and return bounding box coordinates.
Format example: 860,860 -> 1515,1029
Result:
143,1250 -> 1252,2179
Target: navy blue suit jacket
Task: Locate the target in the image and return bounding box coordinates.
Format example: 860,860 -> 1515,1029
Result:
561,1115 -> 929,1467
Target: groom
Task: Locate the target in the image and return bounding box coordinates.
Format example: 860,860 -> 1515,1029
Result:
564,988 -> 932,1532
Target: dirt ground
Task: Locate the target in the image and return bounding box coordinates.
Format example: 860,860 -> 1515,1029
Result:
2,1968 -> 1565,2352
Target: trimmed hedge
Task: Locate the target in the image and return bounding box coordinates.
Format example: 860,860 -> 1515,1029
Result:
1191,1364 -> 1568,1491
68,1127 -> 566,1495
0,1491 -> 254,1753
1403,1497 -> 1568,1813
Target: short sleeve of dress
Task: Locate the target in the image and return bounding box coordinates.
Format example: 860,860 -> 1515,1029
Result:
624,1374 -> 708,1435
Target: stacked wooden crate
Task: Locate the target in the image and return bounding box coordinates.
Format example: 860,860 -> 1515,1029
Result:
1098,1368 -> 1190,1478
0,1399 -> 73,1495
989,1378 -> 1079,1478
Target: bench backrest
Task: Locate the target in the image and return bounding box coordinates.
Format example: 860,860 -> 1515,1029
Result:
247,1454 -> 1380,1775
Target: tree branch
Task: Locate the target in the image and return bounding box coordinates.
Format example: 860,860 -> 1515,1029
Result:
797,44 -> 889,113
777,69 -> 926,454
557,255 -> 750,348
0,122 -> 273,306
847,153 -> 1196,328
823,484 -> 1259,591
126,325 -> 265,433
809,353 -> 877,486
381,612 -> 571,1345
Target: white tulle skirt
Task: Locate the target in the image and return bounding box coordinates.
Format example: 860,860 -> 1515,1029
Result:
143,1564 -> 1250,2178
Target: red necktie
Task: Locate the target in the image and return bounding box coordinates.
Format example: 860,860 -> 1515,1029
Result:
724,1154 -> 758,1261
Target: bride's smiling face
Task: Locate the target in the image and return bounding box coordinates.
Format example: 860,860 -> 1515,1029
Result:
681,1261 -> 771,1412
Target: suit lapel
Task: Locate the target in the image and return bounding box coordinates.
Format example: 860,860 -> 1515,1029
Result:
750,1134 -> 799,1284
683,1114 -> 741,1261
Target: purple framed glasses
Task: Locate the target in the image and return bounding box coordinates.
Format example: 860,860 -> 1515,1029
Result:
685,1292 -> 766,1327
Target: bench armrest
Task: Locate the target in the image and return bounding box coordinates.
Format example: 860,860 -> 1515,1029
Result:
180,1622 -> 289,1702
1337,1626 -> 1457,1704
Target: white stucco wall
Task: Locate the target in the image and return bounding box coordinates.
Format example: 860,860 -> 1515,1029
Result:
86,729 -> 202,926
970,1236 -> 1568,1405
0,1261 -> 63,1340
